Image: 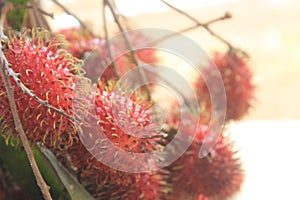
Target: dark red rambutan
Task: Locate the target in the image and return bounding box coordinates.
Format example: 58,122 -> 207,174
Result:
168,124 -> 244,200
0,30 -> 81,148
54,80 -> 169,199
63,140 -> 168,200
57,27 -> 102,59
94,80 -> 163,154
195,50 -> 254,122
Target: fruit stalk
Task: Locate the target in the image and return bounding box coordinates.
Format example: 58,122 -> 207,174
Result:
160,0 -> 234,49
102,2 -> 120,78
151,12 -> 232,45
104,0 -> 152,100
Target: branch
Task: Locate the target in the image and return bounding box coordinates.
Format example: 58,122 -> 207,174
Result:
104,0 -> 151,100
151,12 -> 232,46
160,0 -> 234,49
102,3 -> 120,78
160,0 -> 200,25
12,3 -> 54,18
28,0 -> 50,30
0,2 -> 52,199
51,0 -> 88,30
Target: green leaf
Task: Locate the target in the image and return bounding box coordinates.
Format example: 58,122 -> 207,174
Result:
0,136 -> 93,200
0,137 -> 70,199
7,0 -> 29,31
39,148 -> 94,200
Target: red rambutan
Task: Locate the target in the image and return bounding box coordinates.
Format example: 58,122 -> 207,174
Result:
94,80 -> 163,154
195,50 -> 254,122
0,30 -> 81,148
63,140 -> 168,200
168,124 -> 244,200
82,31 -> 158,83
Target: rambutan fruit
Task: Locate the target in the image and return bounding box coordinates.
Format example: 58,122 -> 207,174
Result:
56,80 -> 169,199
82,31 -> 158,83
195,50 -> 254,122
94,80 -> 163,154
57,27 -> 102,59
0,30 -> 81,148
168,124 -> 244,200
63,140 -> 168,200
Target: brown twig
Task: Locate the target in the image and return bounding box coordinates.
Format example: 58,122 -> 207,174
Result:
51,0 -> 88,30
102,3 -> 120,78
160,0 -> 234,49
0,2 -> 52,199
150,12 -> 232,45
104,0 -> 151,100
36,7 -> 54,19
13,3 -> 54,18
28,0 -> 50,30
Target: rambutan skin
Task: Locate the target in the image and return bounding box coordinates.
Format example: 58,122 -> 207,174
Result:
94,81 -> 162,154
54,80 -> 168,199
167,125 -> 244,200
0,31 -> 81,147
62,140 -> 168,200
195,51 -> 254,122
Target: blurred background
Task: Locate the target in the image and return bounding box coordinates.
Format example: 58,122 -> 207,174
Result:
43,0 -> 300,119
42,0 -> 300,199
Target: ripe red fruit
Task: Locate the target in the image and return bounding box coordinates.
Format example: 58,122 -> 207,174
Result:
65,140 -> 168,200
195,51 -> 254,121
0,30 -> 81,147
57,27 -> 102,59
94,81 -> 163,154
83,31 -> 158,83
168,125 -> 244,200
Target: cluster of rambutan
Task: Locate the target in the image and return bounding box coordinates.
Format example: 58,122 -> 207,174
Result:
56,80 -> 169,199
0,27 -> 254,200
0,29 -> 168,199
162,49 -> 254,199
55,28 -> 168,199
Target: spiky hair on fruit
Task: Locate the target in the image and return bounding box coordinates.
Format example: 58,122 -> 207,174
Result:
94,80 -> 163,154
54,79 -> 168,199
62,139 -> 168,200
0,29 -> 82,148
167,124 -> 244,200
57,27 -> 102,59
195,50 -> 254,122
